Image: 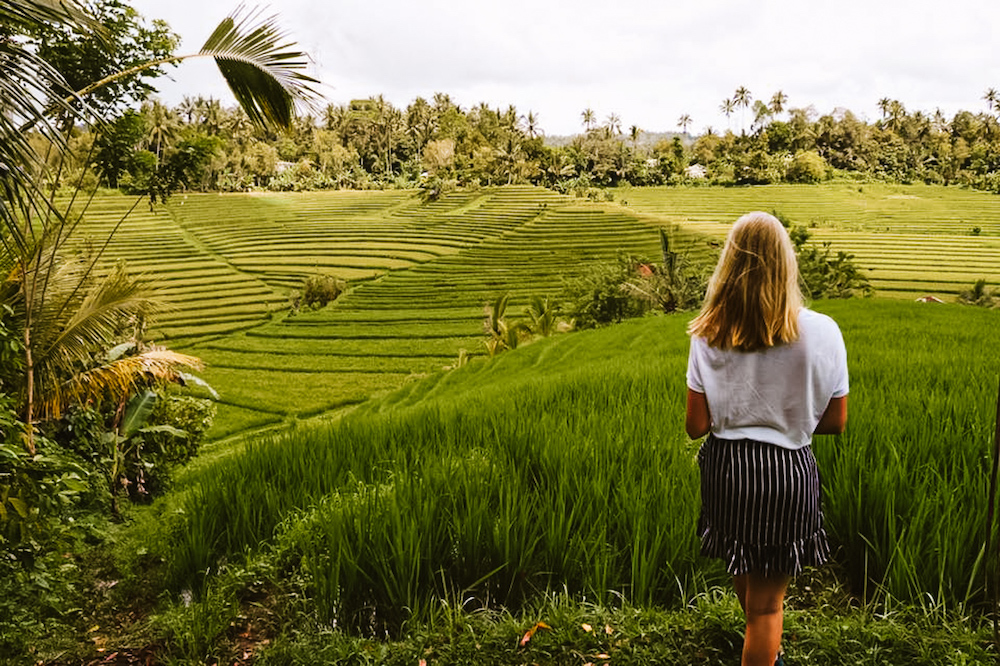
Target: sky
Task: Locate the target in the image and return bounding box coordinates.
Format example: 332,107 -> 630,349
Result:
132,0 -> 1000,137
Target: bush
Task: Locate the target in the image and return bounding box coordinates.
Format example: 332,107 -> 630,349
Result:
561,253 -> 655,329
300,274 -> 346,309
786,150 -> 828,183
957,279 -> 998,307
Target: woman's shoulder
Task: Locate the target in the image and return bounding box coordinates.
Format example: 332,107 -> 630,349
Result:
798,308 -> 845,341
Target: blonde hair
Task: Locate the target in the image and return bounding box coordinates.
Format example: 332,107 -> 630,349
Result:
687,211 -> 802,351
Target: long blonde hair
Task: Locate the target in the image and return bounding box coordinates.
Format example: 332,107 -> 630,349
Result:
687,211 -> 802,351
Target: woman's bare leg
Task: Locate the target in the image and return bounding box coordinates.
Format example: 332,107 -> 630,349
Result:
733,574 -> 748,612
736,572 -> 790,666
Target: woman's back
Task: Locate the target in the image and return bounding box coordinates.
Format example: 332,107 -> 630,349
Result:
687,308 -> 848,449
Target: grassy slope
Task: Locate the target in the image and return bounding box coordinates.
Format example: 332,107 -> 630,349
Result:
120,297 -> 1000,665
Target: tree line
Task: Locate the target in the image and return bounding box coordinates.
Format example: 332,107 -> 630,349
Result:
45,86 -> 1000,200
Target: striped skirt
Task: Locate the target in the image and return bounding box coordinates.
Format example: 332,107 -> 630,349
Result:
697,434 -> 830,577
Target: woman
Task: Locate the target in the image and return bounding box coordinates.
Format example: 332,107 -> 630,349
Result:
685,211 -> 848,666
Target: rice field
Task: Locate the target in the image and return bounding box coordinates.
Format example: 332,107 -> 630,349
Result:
65,184 -> 1000,658
158,299 -> 1000,634
67,183 -> 1000,440
619,182 -> 1000,299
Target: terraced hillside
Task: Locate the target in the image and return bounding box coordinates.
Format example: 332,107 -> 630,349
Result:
87,186 -> 683,438
70,183 -> 998,439
620,182 -> 1000,298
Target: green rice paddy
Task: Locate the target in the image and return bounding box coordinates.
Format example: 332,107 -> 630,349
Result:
68,183 -> 1000,442
64,184 -> 1000,661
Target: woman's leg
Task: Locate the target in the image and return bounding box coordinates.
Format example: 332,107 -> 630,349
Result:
733,574 -> 747,612
736,571 -> 790,666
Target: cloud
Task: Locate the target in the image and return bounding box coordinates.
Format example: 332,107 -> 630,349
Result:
133,0 -> 1000,135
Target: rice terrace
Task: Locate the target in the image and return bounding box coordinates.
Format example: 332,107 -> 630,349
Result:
37,182 -> 1000,663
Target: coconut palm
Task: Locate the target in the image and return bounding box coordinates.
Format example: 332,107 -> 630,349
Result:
628,124 -> 641,149
677,114 -> 692,134
524,111 -> 541,139
733,86 -> 752,134
581,108 -> 596,132
606,113 -> 622,136
769,90 -> 788,116
142,99 -> 179,159
877,97 -> 892,120
751,99 -> 771,132
720,98 -> 736,131
985,88 -> 999,115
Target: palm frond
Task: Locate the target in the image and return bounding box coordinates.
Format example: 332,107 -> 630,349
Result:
42,349 -> 203,420
0,0 -> 101,255
35,261 -> 158,371
199,5 -> 321,130
0,0 -> 96,30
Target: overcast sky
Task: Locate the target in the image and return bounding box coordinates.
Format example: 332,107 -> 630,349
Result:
132,0 -> 1000,136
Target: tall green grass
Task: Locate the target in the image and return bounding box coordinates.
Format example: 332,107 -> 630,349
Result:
156,299 -> 1000,634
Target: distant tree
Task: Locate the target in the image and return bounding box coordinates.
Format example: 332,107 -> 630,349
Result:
769,91 -> 788,116
677,114 -> 692,133
720,98 -> 736,131
734,86 -> 752,134
629,124 -> 641,149
582,108 -> 596,131
524,110 -> 542,139
877,97 -> 892,121
606,113 -> 622,136
985,88 -> 999,116
785,150 -> 828,183
142,99 -> 179,159
751,100 -> 771,132
422,138 -> 456,176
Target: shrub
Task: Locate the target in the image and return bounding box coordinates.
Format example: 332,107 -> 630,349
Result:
621,229 -> 708,314
561,253 -> 655,329
957,279 -> 998,307
301,274 -> 346,309
786,150 -> 829,183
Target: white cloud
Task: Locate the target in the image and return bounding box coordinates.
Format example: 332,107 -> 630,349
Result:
133,0 -> 1000,135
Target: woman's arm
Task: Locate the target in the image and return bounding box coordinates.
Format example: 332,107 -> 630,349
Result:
814,395 -> 848,434
686,389 -> 712,439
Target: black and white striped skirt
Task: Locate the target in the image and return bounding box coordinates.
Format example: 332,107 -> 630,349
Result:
697,434 -> 830,577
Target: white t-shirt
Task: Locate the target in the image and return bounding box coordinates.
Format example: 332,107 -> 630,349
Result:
686,308 -> 849,449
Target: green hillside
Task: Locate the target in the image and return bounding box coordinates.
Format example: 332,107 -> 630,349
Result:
66,183 -> 1000,441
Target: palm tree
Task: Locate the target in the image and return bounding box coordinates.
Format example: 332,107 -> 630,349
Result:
524,110 -> 541,139
877,97 -> 892,120
720,99 -> 736,131
2,1 -> 320,450
178,95 -> 201,124
677,114 -> 692,134
751,99 -> 771,132
985,88 -> 999,115
606,113 -> 622,136
628,124 -> 641,149
143,99 -> 179,159
769,91 -> 788,117
733,86 -> 752,134
888,100 -> 905,132
581,108 -> 596,132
